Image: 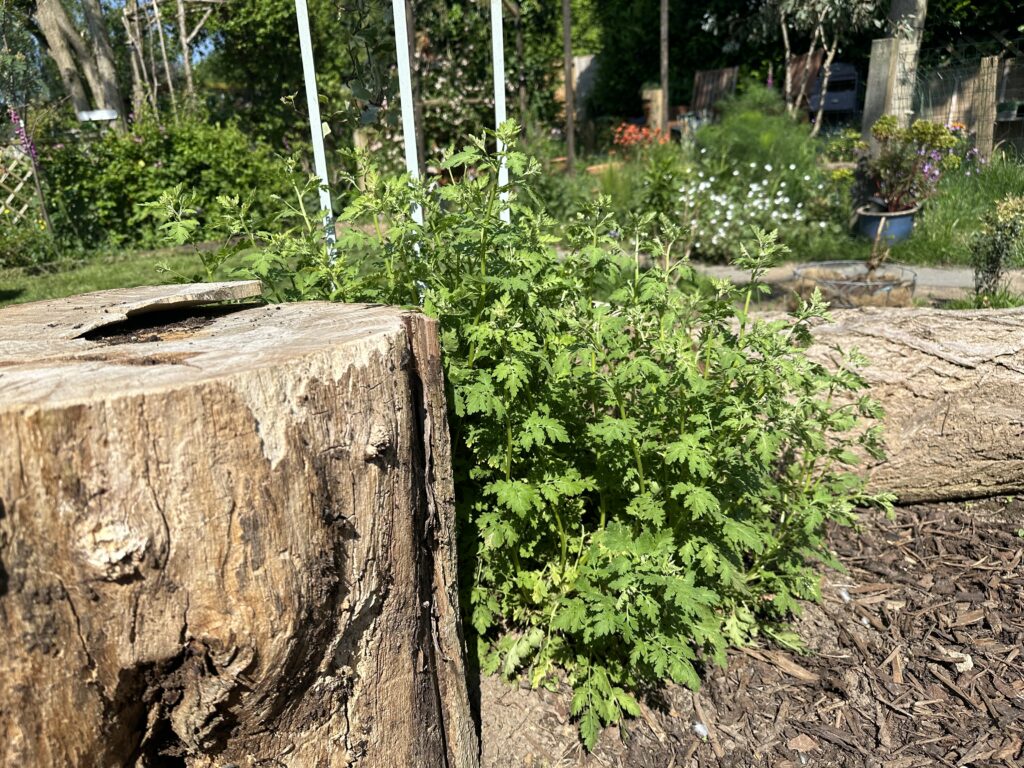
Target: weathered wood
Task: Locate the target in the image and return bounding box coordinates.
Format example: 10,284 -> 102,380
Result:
807,306 -> 1024,504
0,284 -> 478,767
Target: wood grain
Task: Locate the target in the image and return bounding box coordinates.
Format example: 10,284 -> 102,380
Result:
0,285 -> 478,767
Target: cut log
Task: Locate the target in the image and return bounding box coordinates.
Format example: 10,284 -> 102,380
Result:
806,306 -> 1024,504
0,283 -> 478,767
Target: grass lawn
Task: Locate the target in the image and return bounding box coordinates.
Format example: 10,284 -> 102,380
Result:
0,248 -> 213,308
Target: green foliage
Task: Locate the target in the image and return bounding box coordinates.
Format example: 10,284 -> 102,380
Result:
824,129 -> 867,163
890,153 -> 1024,266
157,123 -> 891,748
0,211 -> 56,271
696,88 -> 820,193
0,0 -> 40,106
970,195 -> 1024,297
587,0 -> 748,116
38,115 -> 290,251
945,288 -> 1024,310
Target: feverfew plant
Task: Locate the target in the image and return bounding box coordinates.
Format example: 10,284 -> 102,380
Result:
155,123 -> 892,749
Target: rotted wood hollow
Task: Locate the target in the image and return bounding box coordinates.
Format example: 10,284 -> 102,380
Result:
0,283 -> 478,767
806,306 -> 1024,504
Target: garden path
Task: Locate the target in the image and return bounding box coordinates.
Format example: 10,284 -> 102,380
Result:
695,262 -> 1024,302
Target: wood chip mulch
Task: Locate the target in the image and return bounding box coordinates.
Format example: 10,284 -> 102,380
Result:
479,498 -> 1024,767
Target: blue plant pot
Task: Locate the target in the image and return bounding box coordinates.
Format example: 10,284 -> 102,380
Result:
856,205 -> 919,245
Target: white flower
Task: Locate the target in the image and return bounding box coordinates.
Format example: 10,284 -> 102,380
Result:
788,163 -> 796,170
732,169 -> 740,176
764,163 -> 773,171
819,221 -> 827,228
803,175 -> 811,181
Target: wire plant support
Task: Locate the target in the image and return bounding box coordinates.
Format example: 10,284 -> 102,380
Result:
293,0 -> 512,255
293,0 -> 336,260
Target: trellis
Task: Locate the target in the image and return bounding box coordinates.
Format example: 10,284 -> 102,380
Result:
0,146 -> 39,225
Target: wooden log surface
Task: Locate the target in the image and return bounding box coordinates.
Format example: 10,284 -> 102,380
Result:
807,306 -> 1024,504
0,283 -> 478,767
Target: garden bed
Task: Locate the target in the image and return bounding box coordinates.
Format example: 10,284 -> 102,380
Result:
480,498 -> 1024,767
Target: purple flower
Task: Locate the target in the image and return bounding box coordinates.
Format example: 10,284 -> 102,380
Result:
7,108 -> 37,162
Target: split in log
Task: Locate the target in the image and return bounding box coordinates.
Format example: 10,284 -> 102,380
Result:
0,283 -> 478,767
805,306 -> 1024,504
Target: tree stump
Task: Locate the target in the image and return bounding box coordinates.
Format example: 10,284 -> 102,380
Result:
0,283 -> 478,767
807,306 -> 1024,504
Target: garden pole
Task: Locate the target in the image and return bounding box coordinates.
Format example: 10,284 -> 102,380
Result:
490,0 -> 510,222
392,0 -> 424,227
294,0 -> 336,251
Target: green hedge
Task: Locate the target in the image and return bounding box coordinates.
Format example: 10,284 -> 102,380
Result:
38,116 -> 289,252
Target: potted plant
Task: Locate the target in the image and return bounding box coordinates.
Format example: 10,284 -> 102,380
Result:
855,115 -> 959,245
791,117 -> 963,308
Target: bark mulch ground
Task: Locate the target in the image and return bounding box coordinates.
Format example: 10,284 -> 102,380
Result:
479,498 -> 1024,767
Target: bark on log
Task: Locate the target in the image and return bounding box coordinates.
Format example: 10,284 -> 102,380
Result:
807,306 -> 1024,504
0,283 -> 478,767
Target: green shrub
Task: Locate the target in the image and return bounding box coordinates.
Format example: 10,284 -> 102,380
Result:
823,129 -> 867,163
157,124 -> 891,748
38,115 -> 290,251
696,87 -> 820,196
0,211 -> 58,270
971,195 -> 1024,296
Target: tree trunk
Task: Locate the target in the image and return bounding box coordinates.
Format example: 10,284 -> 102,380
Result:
79,0 -> 127,121
561,0 -> 574,174
0,283 -> 479,768
508,0 -> 528,133
805,306 -> 1024,504
781,16 -> 793,111
150,0 -> 178,115
810,29 -> 838,137
33,0 -> 91,113
175,0 -> 194,97
659,0 -> 668,135
122,4 -> 148,114
792,23 -> 822,119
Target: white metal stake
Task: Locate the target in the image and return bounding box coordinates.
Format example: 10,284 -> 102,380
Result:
294,0 -> 335,251
392,0 -> 424,227
490,0 -> 510,222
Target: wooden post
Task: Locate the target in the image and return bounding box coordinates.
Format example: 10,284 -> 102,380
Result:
561,0 -> 575,174
0,283 -> 479,767
972,55 -> 998,158
888,0 -> 928,128
862,37 -> 900,136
